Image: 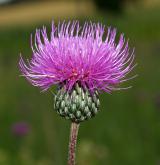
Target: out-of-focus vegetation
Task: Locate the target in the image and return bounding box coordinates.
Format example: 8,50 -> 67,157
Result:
94,0 -> 124,12
0,1 -> 160,164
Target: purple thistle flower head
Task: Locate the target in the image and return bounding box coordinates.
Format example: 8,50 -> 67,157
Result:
19,21 -> 135,93
11,122 -> 30,137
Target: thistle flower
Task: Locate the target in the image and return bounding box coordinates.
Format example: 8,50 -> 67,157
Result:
19,21 -> 136,165
19,21 -> 135,93
19,21 -> 135,121
11,122 -> 30,137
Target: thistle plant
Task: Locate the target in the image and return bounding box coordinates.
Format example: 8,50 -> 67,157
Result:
19,21 -> 136,165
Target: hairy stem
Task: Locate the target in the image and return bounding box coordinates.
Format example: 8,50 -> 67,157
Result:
68,122 -> 80,165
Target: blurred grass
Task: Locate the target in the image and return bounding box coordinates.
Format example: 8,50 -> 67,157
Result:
0,6 -> 160,165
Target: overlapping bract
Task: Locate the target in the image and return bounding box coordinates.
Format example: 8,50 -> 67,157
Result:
19,21 -> 135,93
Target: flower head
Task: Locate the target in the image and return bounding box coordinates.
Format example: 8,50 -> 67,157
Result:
19,21 -> 135,93
11,122 -> 30,137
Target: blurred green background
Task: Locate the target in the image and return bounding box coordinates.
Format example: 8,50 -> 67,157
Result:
0,0 -> 160,164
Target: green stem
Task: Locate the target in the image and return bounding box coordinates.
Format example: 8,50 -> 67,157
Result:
68,122 -> 80,165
